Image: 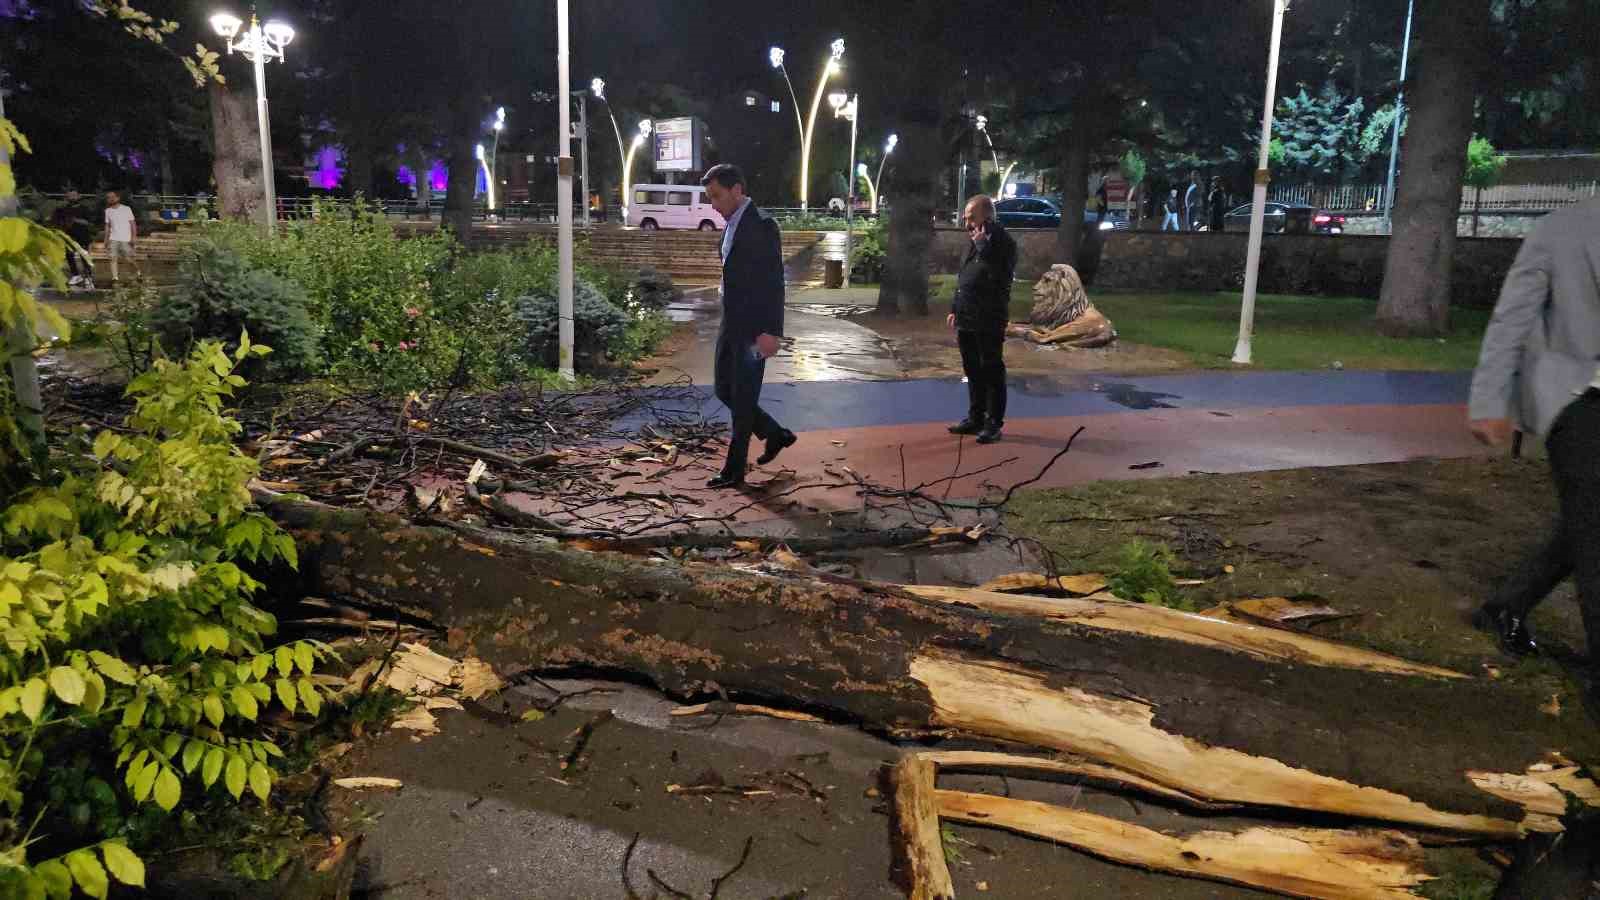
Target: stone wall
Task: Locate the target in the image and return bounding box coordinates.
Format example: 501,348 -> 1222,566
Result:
1090,232 -> 1523,309
929,226 -> 1076,282
1340,211 -> 1548,238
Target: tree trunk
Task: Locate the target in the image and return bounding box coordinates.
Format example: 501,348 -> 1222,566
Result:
1374,0 -> 1490,337
1473,187 -> 1482,237
344,143 -> 375,201
263,496 -> 1599,840
208,82 -> 266,224
158,124 -> 176,197
875,115 -> 940,317
441,128 -> 478,242
1055,126 -> 1092,269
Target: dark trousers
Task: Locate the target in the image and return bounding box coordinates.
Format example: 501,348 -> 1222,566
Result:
1494,391 -> 1600,657
713,334 -> 782,476
957,328 -> 1007,428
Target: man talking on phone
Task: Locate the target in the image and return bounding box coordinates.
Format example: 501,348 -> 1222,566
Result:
701,164 -> 795,489
948,194 -> 1018,444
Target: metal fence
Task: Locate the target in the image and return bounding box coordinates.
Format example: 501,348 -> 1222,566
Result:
1269,181 -> 1599,213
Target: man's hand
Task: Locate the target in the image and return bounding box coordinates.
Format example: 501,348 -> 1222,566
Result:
1470,417 -> 1514,447
947,313 -> 956,330
755,333 -> 781,359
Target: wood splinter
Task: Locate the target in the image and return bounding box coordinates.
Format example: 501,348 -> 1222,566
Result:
891,756 -> 956,900
669,701 -> 824,724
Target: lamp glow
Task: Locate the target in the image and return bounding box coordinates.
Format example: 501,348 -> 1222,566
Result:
638,119 -> 652,136
769,46 -> 785,68
210,12 -> 242,38
830,38 -> 845,60
590,77 -> 605,99
262,21 -> 293,46
828,92 -> 847,112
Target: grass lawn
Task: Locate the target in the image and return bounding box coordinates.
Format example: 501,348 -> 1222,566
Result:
922,275 -> 1490,371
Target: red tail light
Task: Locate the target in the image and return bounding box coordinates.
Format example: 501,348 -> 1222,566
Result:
1313,214 -> 1332,224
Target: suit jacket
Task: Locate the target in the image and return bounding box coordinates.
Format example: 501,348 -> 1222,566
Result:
1469,198 -> 1600,437
952,221 -> 1018,333
719,203 -> 786,343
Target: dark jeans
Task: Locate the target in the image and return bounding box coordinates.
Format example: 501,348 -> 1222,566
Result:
713,334 -> 783,476
957,328 -> 1007,428
1494,390 -> 1600,657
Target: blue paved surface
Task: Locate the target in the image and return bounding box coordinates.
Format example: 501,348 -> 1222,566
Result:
630,371 -> 1472,434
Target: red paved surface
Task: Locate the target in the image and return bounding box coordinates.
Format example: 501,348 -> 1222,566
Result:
509,403 -> 1490,529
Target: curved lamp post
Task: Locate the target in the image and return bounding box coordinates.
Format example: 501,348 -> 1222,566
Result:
768,47 -> 806,148
857,163 -> 876,215
976,114 -> 1008,198
474,143 -> 495,213
489,106 -> 505,216
622,118 -> 652,224
210,10 -> 294,234
872,133 -> 896,214
829,90 -> 859,283
591,78 -> 628,216
796,39 -> 844,212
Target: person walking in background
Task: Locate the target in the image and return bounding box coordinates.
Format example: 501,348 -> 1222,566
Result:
102,190 -> 140,283
699,163 -> 794,489
1468,197 -> 1600,708
1095,181 -> 1109,224
1183,171 -> 1202,231
1162,189 -> 1180,231
50,189 -> 95,288
947,195 -> 1017,445
1208,177 -> 1227,234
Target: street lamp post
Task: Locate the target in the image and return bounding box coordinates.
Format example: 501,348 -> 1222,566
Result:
768,47 -> 806,148
976,115 -> 1005,198
857,163 -> 876,216
490,106 -> 504,218
796,39 -> 844,212
210,11 -> 294,235
829,91 -> 859,286
623,119 -> 652,224
1232,0 -> 1290,367
474,143 -> 494,212
569,93 -> 590,228
591,78 -> 627,222
1382,0 -> 1415,234
872,133 -> 897,214
556,0 -> 574,381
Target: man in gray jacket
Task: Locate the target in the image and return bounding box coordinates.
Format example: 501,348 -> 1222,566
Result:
1468,198 -> 1600,666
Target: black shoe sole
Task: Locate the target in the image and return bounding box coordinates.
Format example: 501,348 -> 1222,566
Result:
706,477 -> 746,490
975,433 -> 1002,444
1472,606 -> 1537,658
756,433 -> 797,466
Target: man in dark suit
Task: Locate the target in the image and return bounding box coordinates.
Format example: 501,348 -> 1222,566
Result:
701,164 -> 795,489
947,195 -> 1018,444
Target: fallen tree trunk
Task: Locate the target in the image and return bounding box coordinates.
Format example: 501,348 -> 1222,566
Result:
263,497 -> 1598,839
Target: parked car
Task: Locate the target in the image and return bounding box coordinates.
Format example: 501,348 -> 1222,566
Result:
627,184 -> 725,231
1221,202 -> 1346,235
994,197 -> 1128,231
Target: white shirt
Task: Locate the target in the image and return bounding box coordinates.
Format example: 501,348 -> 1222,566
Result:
105,205 -> 135,243
720,198 -> 750,262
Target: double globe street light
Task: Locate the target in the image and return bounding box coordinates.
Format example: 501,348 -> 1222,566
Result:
210,11 -> 294,235
771,38 -> 843,212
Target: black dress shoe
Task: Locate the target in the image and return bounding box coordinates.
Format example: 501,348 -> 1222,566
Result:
705,472 -> 745,490
756,430 -> 797,465
948,419 -> 982,435
1473,604 -> 1538,657
975,427 -> 1003,445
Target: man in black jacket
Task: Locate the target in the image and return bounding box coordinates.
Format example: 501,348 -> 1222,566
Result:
948,195 -> 1018,444
701,164 -> 795,489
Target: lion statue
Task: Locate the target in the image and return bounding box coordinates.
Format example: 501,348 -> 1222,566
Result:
1006,264 -> 1116,348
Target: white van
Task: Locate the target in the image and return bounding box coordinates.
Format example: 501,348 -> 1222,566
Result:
627,184 -> 725,231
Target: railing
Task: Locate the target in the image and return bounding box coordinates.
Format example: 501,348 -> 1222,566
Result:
1269,181 -> 1598,213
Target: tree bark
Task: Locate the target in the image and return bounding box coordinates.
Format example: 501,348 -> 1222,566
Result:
1055,126 -> 1092,269
441,127 -> 477,242
157,124 -> 175,197
875,115 -> 940,317
208,82 -> 266,224
1374,0 -> 1490,337
263,496 -> 1598,839
344,143 -> 375,201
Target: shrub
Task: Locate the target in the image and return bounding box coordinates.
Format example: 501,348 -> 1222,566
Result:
513,280 -> 628,369
154,238 -> 320,379
851,218 -> 887,284
1106,540 -> 1188,610
625,266 -> 681,310
0,337 -> 326,899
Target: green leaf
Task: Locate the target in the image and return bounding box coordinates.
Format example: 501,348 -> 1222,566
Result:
274,645 -> 294,678
297,678 -> 323,717
202,693 -> 225,727
231,685 -> 258,721
161,733 -> 183,759
90,651 -> 137,685
520,709 -> 545,722
275,678 -> 298,714
182,739 -> 205,775
121,696 -> 147,728
132,759 -> 159,803
0,218 -> 29,252
294,642 -> 316,675
247,761 -> 272,804
202,747 -> 224,787
252,653 -> 272,680
81,671 -> 106,714
224,754 -> 247,800
47,666 -> 86,705
100,842 -> 146,888
19,677 -> 47,722
153,766 -> 181,811
16,872 -> 45,900
64,849 -> 109,899
34,859 -> 72,900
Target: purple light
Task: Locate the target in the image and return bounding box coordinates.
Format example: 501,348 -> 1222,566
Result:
309,146 -> 343,190
429,163 -> 447,192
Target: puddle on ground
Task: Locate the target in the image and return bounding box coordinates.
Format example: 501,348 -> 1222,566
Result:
1093,381 -> 1182,409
